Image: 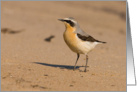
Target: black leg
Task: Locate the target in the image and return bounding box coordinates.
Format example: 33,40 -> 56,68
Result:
84,55 -> 88,72
74,54 -> 80,70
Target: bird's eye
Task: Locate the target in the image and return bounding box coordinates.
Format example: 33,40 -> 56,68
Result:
65,20 -> 75,27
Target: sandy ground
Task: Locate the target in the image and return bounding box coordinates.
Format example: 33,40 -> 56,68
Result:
1,1 -> 126,91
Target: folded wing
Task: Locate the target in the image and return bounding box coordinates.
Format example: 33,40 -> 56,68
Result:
77,33 -> 106,43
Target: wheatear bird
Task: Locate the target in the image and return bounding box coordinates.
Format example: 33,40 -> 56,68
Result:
58,17 -> 106,72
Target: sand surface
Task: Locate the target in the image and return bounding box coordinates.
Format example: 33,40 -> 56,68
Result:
1,1 -> 126,91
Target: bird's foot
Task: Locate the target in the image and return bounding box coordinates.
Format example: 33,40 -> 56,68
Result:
84,69 -> 87,72
73,67 -> 76,71
84,69 -> 89,72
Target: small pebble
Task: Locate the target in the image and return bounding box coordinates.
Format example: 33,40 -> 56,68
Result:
44,74 -> 48,76
69,85 -> 73,87
111,85 -> 115,86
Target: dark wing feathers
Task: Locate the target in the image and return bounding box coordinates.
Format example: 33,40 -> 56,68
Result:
77,33 -> 106,43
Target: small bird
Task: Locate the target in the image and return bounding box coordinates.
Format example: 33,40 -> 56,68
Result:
58,17 -> 106,72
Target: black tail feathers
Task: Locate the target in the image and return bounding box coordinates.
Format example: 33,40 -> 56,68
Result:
96,40 -> 107,44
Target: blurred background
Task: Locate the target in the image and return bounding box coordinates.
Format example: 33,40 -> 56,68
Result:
1,1 -> 126,91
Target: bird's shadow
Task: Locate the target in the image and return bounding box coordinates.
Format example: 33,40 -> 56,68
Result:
33,62 -> 84,70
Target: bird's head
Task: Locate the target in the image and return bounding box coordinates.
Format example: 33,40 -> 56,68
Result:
58,17 -> 77,28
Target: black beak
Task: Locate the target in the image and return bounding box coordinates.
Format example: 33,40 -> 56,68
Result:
58,19 -> 64,22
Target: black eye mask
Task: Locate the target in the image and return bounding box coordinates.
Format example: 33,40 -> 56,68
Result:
65,20 -> 75,27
